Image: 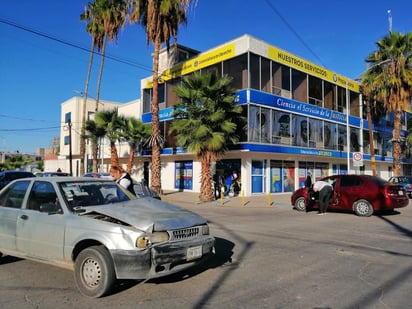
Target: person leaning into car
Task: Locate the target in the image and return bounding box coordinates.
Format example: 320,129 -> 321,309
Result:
110,165 -> 136,196
312,180 -> 333,215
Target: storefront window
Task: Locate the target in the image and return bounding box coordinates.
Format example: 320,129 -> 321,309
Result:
252,160 -> 265,193
175,161 -> 193,190
270,160 -> 295,193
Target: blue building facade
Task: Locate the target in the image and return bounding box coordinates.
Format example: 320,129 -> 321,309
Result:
140,34 -> 412,196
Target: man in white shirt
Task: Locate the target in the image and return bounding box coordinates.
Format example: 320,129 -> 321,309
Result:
312,180 -> 333,215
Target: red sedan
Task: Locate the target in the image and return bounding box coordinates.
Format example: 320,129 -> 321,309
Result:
291,174 -> 409,217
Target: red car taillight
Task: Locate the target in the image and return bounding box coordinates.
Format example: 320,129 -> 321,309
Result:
385,185 -> 406,196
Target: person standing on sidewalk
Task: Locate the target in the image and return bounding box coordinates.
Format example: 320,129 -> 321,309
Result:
110,165 -> 136,196
312,180 -> 333,215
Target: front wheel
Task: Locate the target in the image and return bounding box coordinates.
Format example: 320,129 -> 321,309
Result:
353,199 -> 374,217
74,245 -> 116,298
294,197 -> 306,212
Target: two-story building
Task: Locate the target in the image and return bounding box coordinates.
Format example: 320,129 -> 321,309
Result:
53,34 -> 412,196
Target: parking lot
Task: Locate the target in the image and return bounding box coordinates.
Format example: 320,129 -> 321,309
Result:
1,192 -> 411,308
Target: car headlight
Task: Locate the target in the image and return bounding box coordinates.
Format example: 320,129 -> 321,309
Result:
149,232 -> 170,243
136,236 -> 149,248
136,232 -> 170,248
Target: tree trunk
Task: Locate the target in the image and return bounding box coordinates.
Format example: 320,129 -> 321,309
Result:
127,145 -> 136,174
392,109 -> 402,176
366,98 -> 377,176
92,140 -> 99,173
95,33 -> 107,112
80,39 -> 95,176
110,142 -> 120,167
199,152 -> 215,202
150,37 -> 162,194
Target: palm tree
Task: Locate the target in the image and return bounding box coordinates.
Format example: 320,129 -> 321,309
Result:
79,1 -> 105,175
94,108 -> 124,167
84,119 -> 107,172
169,71 -> 243,202
122,117 -> 152,173
361,31 -> 412,176
94,0 -> 129,112
129,0 -> 195,194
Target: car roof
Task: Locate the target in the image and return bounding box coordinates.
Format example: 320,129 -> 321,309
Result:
0,170 -> 34,175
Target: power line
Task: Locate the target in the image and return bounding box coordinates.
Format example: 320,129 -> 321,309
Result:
0,126 -> 61,132
263,0 -> 326,67
0,113 -> 55,123
0,17 -> 154,74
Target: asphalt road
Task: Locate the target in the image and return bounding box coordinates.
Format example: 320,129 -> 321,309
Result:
1,194 -> 411,309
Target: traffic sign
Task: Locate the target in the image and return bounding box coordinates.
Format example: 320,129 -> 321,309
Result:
353,152 -> 363,166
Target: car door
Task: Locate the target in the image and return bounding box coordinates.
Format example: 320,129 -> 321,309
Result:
0,180 -> 30,254
332,175 -> 364,210
321,176 -> 339,209
16,180 -> 66,262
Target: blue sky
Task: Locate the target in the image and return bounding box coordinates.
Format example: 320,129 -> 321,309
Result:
1,0 -> 411,154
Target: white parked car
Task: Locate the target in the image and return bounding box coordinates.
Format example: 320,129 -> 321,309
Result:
0,177 -> 215,297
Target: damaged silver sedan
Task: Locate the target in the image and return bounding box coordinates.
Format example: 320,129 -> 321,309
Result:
0,177 -> 215,298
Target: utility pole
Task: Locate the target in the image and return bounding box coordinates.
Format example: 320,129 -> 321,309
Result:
387,10 -> 392,32
366,98 -> 377,176
68,119 -> 73,176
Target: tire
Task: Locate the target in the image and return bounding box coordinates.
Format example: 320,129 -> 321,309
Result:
74,245 -> 116,298
294,197 -> 306,212
353,199 -> 374,217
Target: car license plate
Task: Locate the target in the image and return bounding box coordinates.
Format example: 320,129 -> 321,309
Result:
187,245 -> 202,261
399,190 -> 404,195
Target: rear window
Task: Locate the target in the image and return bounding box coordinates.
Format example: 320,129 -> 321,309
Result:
363,175 -> 388,186
395,177 -> 408,183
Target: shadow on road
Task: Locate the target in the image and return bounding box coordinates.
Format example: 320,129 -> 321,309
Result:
109,237 -> 235,296
377,213 -> 412,238
0,255 -> 22,265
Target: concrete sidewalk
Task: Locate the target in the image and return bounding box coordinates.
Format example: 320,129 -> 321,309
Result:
161,190 -> 293,209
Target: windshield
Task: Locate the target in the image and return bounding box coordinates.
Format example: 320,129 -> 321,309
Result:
58,180 -> 136,211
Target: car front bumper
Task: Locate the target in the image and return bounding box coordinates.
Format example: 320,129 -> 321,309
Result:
111,235 -> 215,279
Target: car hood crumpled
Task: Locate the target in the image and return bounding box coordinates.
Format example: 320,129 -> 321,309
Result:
80,198 -> 208,231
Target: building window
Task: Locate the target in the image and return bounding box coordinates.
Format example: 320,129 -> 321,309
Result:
272,111 -> 291,145
223,54 -> 248,90
65,112 -> 71,124
350,128 -> 361,152
143,88 -> 151,113
292,69 -> 307,103
294,116 -> 309,147
250,53 -> 260,90
261,57 -> 271,93
249,105 -> 270,143
308,75 -> 323,106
